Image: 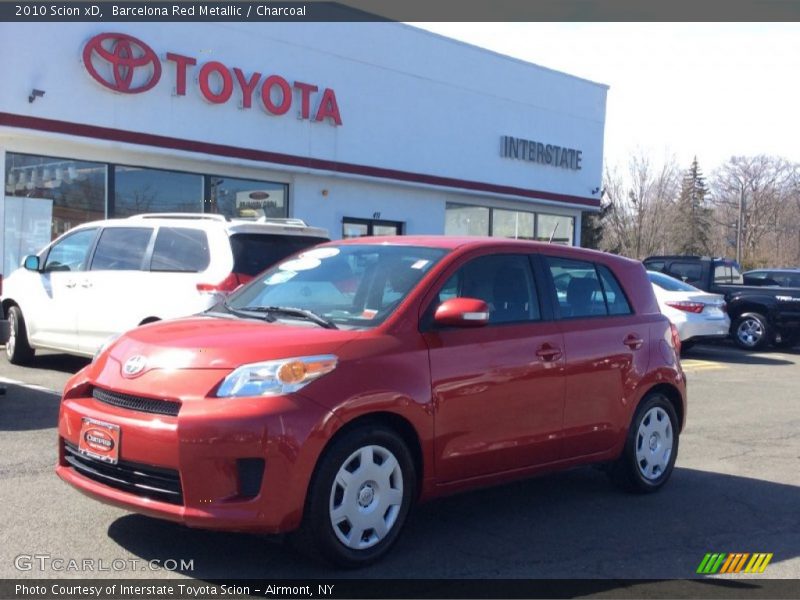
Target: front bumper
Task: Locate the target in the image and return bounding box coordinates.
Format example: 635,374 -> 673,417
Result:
56,369 -> 337,533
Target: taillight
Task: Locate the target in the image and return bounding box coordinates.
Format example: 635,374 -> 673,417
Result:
665,301 -> 705,314
669,323 -> 682,354
196,272 -> 241,294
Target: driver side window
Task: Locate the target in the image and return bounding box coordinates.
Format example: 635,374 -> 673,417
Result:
43,228 -> 98,273
432,254 -> 541,325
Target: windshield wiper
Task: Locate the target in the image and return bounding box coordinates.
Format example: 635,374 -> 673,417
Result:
233,305 -> 339,329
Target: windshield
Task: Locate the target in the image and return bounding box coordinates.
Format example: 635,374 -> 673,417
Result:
225,244 -> 447,328
647,270 -> 700,292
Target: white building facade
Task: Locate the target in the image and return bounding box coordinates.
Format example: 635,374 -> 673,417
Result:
0,22 -> 607,276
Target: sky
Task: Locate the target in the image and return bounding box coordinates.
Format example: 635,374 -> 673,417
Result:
415,23 -> 800,176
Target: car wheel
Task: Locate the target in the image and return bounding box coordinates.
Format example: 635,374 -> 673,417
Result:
733,313 -> 770,350
610,392 -> 679,493
6,306 -> 35,365
294,426 -> 415,567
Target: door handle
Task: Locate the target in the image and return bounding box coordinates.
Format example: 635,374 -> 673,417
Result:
65,281 -> 77,288
623,335 -> 644,350
80,281 -> 92,288
536,345 -> 563,362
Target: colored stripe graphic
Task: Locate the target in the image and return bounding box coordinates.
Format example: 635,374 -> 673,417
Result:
697,553 -> 773,574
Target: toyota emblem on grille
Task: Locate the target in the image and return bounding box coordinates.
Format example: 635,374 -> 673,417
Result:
82,32 -> 162,94
122,355 -> 148,378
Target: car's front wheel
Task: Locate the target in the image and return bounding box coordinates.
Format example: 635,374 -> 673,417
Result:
294,425 -> 415,567
610,392 -> 679,493
6,306 -> 35,365
733,312 -> 770,350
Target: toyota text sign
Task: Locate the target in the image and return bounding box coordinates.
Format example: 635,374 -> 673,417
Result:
82,32 -> 343,125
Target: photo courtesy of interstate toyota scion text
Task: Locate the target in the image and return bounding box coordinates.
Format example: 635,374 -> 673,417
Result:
57,236 -> 686,567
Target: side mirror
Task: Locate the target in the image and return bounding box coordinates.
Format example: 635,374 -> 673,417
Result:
434,297 -> 490,328
23,255 -> 40,271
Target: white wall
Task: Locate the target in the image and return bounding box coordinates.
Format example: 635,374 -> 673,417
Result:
0,22 -> 607,204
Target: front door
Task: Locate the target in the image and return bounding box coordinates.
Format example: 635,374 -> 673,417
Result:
423,252 -> 565,483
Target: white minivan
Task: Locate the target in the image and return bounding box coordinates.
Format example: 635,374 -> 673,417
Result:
1,214 -> 328,363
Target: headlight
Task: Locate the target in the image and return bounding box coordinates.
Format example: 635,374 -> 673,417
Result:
216,355 -> 338,398
92,334 -> 120,362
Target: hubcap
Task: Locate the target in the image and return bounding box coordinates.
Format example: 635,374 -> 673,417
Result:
329,445 -> 403,550
737,318 -> 763,347
635,407 -> 673,481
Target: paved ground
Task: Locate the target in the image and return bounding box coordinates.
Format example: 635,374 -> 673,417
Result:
0,342 -> 798,586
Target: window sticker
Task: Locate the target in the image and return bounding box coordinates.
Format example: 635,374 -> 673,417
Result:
360,309 -> 378,320
279,257 -> 321,272
410,259 -> 430,270
301,247 -> 340,260
264,270 -> 296,285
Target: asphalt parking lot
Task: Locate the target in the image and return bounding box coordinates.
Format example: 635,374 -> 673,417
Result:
1,342 -> 798,586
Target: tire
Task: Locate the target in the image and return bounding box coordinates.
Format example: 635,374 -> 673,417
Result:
609,392 -> 679,494
6,306 -> 35,365
293,426 -> 415,567
732,312 -> 770,350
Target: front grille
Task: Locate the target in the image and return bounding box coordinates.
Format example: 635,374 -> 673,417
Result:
92,387 -> 181,417
63,440 -> 183,505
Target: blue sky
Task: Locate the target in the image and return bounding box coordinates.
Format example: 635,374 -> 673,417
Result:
416,23 -> 800,174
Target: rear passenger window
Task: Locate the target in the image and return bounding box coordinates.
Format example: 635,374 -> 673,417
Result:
91,228 -> 152,271
546,257 -> 606,318
670,262 -> 703,286
230,234 -> 325,277
597,265 -> 632,315
150,228 -> 210,272
437,254 -> 541,324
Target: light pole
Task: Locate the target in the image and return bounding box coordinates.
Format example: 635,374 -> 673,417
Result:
736,185 -> 745,265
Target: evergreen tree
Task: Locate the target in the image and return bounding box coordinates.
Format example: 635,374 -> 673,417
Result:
673,157 -> 712,255
580,201 -> 611,249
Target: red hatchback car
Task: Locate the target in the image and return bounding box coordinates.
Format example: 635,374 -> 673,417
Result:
57,237 -> 686,566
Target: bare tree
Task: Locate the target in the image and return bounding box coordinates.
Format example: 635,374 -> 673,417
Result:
600,153 -> 680,259
710,156 -> 796,268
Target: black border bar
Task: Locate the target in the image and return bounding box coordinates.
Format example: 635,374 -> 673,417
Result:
4,0 -> 800,22
3,579 -> 800,600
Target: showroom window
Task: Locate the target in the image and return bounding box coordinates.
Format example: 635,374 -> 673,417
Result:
113,166 -> 203,217
536,213 -> 575,245
445,204 -> 490,236
492,209 -> 535,240
445,203 -> 576,245
206,176 -> 288,219
4,153 -> 106,276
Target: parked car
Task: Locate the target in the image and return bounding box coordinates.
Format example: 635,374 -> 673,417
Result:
647,270 -> 729,351
57,237 -> 686,566
743,268 -> 800,288
643,255 -> 800,350
2,214 -> 328,363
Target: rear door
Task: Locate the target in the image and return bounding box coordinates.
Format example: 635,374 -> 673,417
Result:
423,252 -> 566,482
77,226 -> 154,354
543,255 -> 648,458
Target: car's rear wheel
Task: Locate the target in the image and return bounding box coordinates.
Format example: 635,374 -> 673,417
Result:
733,313 -> 770,350
294,426 -> 415,567
610,392 -> 679,493
6,306 -> 35,365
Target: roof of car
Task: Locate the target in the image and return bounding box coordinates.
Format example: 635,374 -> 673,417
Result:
68,214 -> 329,238
331,235 -> 642,265
744,268 -> 800,273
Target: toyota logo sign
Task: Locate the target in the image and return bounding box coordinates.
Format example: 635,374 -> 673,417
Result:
82,32 -> 162,94
122,355 -> 148,378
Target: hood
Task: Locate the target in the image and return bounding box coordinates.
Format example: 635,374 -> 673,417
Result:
105,315 -> 358,373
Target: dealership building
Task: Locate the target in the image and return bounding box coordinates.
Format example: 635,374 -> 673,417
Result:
0,22 -> 607,276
